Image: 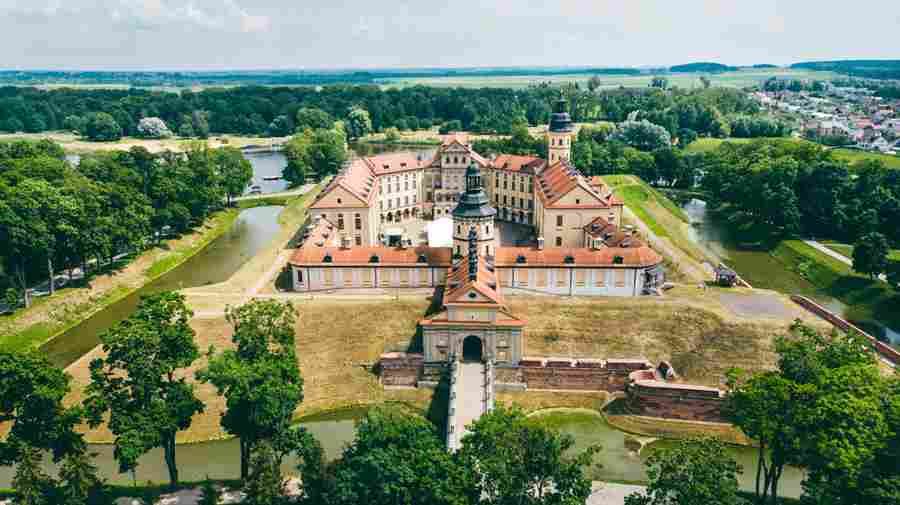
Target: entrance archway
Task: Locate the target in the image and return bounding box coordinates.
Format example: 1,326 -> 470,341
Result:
462,335 -> 483,362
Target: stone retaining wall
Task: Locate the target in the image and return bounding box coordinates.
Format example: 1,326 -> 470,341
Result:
379,352 -> 424,387
626,369 -> 725,422
517,358 -> 652,391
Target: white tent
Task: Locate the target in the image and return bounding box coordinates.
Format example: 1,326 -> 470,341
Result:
425,217 -> 453,248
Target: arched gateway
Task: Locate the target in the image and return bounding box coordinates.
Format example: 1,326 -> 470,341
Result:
462,336 -> 483,362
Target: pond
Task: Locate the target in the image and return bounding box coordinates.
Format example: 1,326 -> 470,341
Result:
532,411 -> 805,499
682,198 -> 900,345
40,205 -> 284,368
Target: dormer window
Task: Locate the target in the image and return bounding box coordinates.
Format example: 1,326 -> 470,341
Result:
417,254 -> 428,263
323,254 -> 333,263
369,254 -> 380,263
337,198 -> 342,204
468,292 -> 477,300
564,255 -> 575,264
516,255 -> 527,264
613,255 -> 624,265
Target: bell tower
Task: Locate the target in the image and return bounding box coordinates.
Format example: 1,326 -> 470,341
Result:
548,97 -> 574,164
452,163 -> 498,259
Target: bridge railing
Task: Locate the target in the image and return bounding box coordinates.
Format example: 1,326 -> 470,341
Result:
446,357 -> 461,451
484,360 -> 495,414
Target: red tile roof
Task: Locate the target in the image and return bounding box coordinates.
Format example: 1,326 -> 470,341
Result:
444,256 -> 503,306
491,154 -> 545,174
535,160 -> 611,208
363,151 -> 430,175
290,244 -> 452,267
583,217 -> 644,247
494,246 -> 662,268
311,158 -> 378,208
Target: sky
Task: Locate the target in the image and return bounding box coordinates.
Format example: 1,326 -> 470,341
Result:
1,0 -> 899,70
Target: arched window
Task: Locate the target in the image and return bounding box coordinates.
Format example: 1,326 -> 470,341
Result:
485,225 -> 490,235
457,225 -> 461,234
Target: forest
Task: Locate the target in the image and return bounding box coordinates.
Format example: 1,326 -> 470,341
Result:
0,83 -> 761,139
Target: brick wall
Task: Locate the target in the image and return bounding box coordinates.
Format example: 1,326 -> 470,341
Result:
379,352 -> 424,387
626,370 -> 725,422
792,295 -> 900,365
518,358 -> 652,391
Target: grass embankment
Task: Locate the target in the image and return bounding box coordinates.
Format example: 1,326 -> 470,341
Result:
0,209 -> 241,352
601,175 -> 715,282
767,240 -> 900,331
822,242 -> 900,262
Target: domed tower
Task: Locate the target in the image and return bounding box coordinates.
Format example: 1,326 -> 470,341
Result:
548,97 -> 574,164
452,163 -> 498,259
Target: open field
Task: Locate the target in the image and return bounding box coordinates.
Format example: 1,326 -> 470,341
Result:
685,138 -> 900,169
62,286 -> 818,443
830,147 -> 900,169
0,131 -> 287,154
0,209 -> 240,353
381,69 -> 838,90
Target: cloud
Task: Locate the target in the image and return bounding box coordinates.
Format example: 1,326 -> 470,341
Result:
1,0 -> 269,33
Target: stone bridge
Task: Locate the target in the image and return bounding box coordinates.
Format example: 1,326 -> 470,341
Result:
446,359 -> 495,451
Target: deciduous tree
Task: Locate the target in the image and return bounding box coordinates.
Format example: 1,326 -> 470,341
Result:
85,291 -> 204,486
853,231 -> 889,278
200,299 -> 303,480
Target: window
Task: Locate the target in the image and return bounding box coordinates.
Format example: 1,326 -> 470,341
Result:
323,269 -> 334,287
457,225 -> 461,234
355,236 -> 362,246
405,181 -> 409,190
343,269 -> 354,287
555,237 -> 563,246
575,199 -> 580,205
556,215 -> 564,227
535,269 -> 547,287
615,270 -> 626,287
337,198 -> 342,204
354,213 -> 361,230
337,214 -> 345,230
485,225 -> 490,235
594,269 -> 606,287
515,269 -> 529,286
399,269 -> 410,286
380,268 -> 393,287
297,269 -> 304,284
575,269 -> 587,287
362,269 -> 373,287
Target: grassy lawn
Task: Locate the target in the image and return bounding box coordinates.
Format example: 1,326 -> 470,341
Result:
683,137 -> 807,153
601,175 -> 716,281
830,148 -> 900,169
769,240 -> 900,330
822,242 -> 900,261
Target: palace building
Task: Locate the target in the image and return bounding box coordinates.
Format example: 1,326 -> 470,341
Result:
290,99 -> 665,299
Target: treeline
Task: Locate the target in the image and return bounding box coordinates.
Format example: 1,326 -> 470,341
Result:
0,84 -> 760,140
700,139 -> 900,246
0,140 -> 252,302
792,59 -> 900,80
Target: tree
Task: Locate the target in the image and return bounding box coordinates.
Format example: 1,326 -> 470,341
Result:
136,117 -> 173,139
199,479 -> 222,505
328,407 -> 468,505
610,120 -> 672,151
243,442 -> 285,505
0,351 -> 83,466
587,75 -> 602,92
384,127 -> 401,142
283,131 -> 311,187
700,75 -> 712,89
457,406 -> 597,505
725,371 -> 804,504
84,112 -> 123,141
178,122 -> 195,138
62,115 -> 86,134
650,76 -> 669,89
267,115 -> 293,137
853,231 -> 889,278
307,126 -> 347,179
85,291 -> 204,486
295,107 -> 334,131
199,299 -> 303,480
192,110 -> 211,139
624,438 -> 743,505
439,120 -> 463,134
12,446 -> 55,505
887,260 -> 900,288
57,449 -> 105,505
345,106 -> 372,140
214,147 -> 253,206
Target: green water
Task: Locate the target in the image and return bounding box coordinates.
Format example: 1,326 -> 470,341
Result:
533,411 -> 805,498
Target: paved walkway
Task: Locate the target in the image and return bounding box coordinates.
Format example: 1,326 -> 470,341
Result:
448,362 -> 488,450
804,240 -> 887,282
233,183 -> 314,202
586,482 -> 646,505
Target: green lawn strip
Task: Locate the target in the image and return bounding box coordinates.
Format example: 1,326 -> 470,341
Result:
831,148 -> 900,169
772,240 -> 900,330
823,242 -> 900,262
0,209 -> 241,352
